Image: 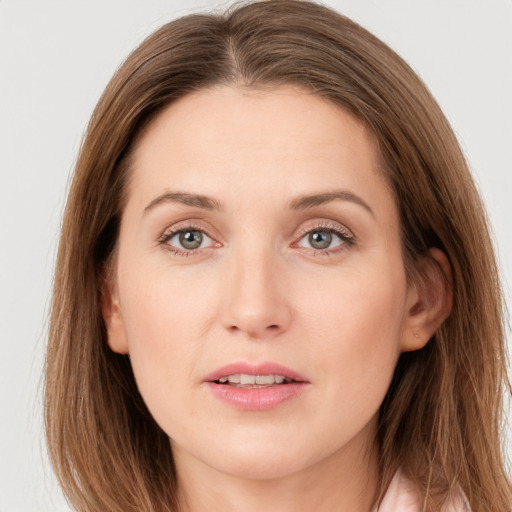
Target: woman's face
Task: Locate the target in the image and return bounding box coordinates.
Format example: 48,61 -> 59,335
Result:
105,85 -> 422,481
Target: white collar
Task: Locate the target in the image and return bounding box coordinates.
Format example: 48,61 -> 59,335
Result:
374,471 -> 470,512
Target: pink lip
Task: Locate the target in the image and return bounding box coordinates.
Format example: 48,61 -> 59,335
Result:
203,361 -> 310,411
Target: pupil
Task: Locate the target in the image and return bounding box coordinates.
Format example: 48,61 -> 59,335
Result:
179,230 -> 202,249
309,231 -> 331,249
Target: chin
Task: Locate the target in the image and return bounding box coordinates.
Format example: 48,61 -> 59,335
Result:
225,432 -> 334,481
212,451 -> 308,481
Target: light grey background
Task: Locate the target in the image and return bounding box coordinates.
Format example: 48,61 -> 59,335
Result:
1,1 -> 511,510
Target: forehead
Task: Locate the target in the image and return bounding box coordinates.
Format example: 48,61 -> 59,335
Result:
126,85 -> 390,211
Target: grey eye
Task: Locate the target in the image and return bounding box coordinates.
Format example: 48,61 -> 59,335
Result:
297,229 -> 347,251
178,230 -> 203,250
308,231 -> 332,249
162,227 -> 216,254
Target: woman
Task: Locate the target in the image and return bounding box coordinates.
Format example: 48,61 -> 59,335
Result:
44,1 -> 511,511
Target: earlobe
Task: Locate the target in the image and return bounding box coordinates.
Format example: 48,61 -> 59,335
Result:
400,248 -> 453,352
101,273 -> 129,355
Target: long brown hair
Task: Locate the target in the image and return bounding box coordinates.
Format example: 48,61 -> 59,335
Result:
45,1 -> 511,510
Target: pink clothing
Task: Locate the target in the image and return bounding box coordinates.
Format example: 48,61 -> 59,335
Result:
375,471 -> 470,512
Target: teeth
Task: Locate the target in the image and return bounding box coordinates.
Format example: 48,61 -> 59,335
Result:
218,374 -> 290,385
240,374 -> 256,385
255,375 -> 274,385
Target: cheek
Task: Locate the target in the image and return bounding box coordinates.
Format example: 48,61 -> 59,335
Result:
304,262 -> 406,338
300,263 -> 406,405
115,262 -> 217,419
118,256 -> 218,345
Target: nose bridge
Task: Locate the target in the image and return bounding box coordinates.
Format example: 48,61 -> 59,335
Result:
221,240 -> 290,338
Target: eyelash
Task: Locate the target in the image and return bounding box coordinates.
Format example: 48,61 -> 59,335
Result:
158,221 -> 356,257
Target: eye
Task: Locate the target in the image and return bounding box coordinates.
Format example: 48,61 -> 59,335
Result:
305,230 -> 337,250
299,229 -> 342,250
173,230 -> 208,250
295,224 -> 355,254
159,227 -> 217,254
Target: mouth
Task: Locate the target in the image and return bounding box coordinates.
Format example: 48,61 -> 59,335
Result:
203,362 -> 309,410
214,373 -> 299,388
204,361 -> 309,387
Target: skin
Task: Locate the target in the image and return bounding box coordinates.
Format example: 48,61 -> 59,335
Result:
103,85 -> 451,512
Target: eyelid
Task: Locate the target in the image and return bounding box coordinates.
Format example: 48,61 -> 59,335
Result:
294,219 -> 355,241
158,218 -> 220,240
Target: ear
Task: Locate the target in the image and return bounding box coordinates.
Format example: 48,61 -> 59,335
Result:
100,269 -> 129,355
400,248 -> 453,352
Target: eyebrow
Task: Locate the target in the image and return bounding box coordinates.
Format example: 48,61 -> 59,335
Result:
143,189 -> 374,217
288,191 -> 374,217
144,191 -> 222,213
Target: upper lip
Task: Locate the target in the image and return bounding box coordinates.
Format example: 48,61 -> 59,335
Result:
203,361 -> 309,383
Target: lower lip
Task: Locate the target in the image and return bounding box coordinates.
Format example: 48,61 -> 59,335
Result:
205,382 -> 308,411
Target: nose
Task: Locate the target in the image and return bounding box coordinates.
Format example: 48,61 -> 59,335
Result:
220,247 -> 292,339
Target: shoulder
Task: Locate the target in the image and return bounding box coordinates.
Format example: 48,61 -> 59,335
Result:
375,471 -> 470,512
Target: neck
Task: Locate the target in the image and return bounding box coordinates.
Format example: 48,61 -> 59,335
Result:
173,429 -> 379,512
